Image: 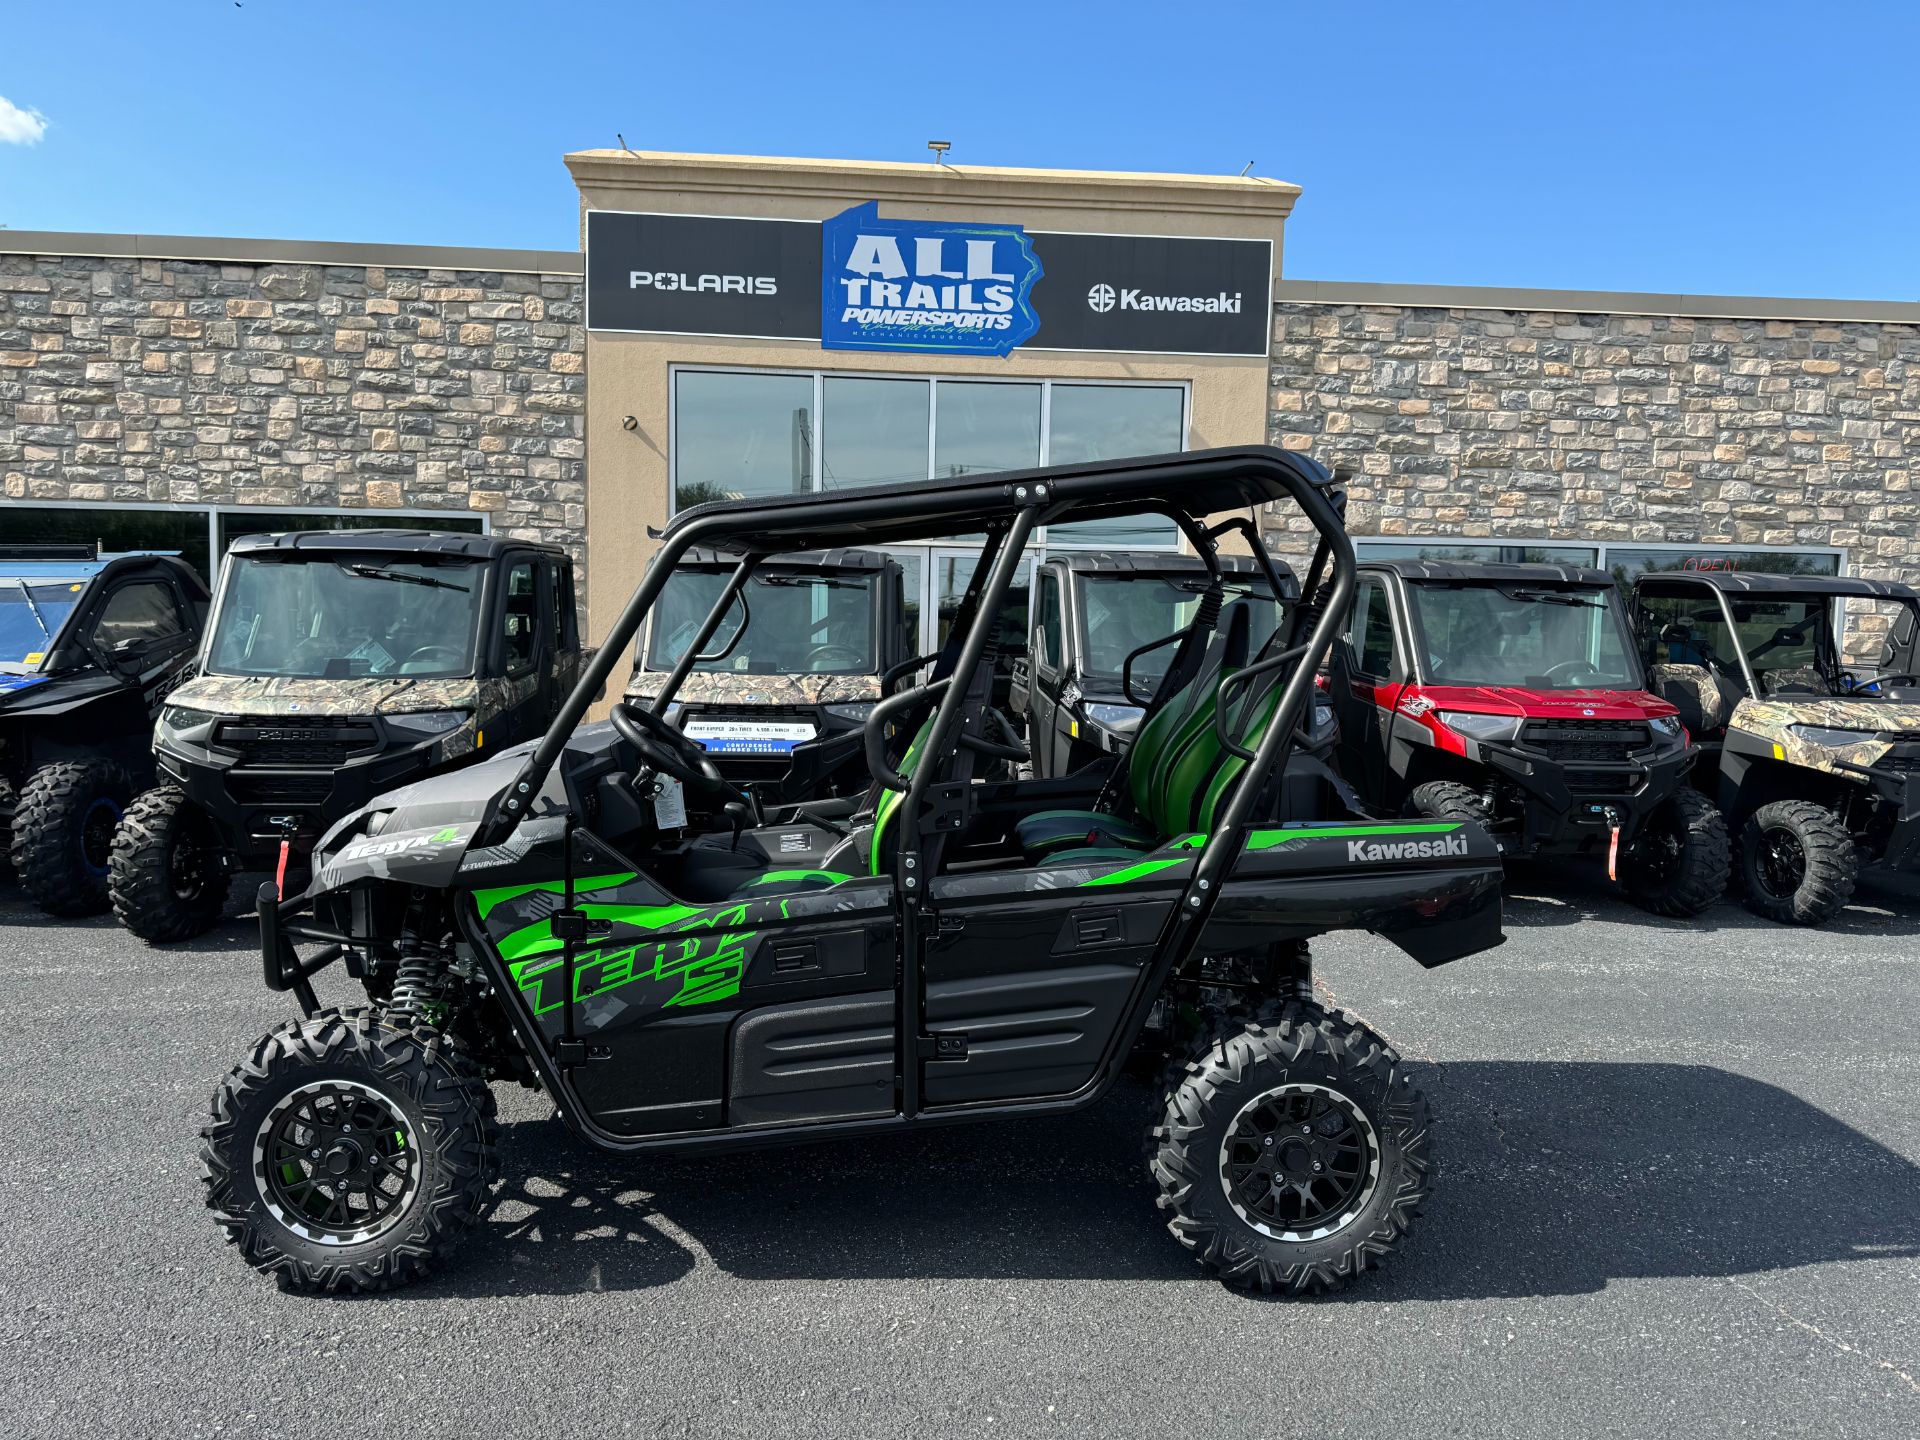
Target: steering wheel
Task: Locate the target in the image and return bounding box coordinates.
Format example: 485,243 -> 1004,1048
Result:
805,643 -> 868,672
400,644 -> 466,670
1541,660 -> 1603,683
611,701 -> 741,807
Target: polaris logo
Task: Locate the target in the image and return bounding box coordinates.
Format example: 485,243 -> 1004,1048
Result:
1347,834 -> 1469,863
1088,286 -> 1243,315
630,271 -> 777,296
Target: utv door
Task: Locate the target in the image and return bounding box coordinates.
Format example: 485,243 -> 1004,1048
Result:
84,566 -> 201,714
915,867 -> 1178,1107
490,554 -> 554,744
1329,574 -> 1407,808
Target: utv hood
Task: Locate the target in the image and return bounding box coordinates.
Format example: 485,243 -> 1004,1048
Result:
1731,697 -> 1920,774
170,674 -> 485,717
0,668 -> 121,719
626,670 -> 883,706
1404,685 -> 1679,722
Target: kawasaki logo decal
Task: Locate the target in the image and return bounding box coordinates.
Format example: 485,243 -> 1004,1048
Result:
1346,833 -> 1469,863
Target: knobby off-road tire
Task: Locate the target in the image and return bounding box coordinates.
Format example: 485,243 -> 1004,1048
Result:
9,760 -> 129,916
1739,799 -> 1857,926
202,1008 -> 500,1294
1150,1001 -> 1430,1294
1407,780 -> 1493,828
109,786 -> 230,943
1619,786 -> 1731,917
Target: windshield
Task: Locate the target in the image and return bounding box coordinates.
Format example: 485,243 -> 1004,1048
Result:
208,557 -> 485,679
646,569 -> 878,676
1408,583 -> 1640,688
0,579 -> 84,668
1078,576 -> 1278,689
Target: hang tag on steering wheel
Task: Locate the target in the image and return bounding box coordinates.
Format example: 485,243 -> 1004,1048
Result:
652,775 -> 688,830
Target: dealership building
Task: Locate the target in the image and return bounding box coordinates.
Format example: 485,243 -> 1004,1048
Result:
2,149 -> 1917,656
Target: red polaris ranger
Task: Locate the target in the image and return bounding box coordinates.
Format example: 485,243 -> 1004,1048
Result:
1326,560 -> 1730,915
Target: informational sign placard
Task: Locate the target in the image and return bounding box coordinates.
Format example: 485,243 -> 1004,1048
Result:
585,206 -> 1271,357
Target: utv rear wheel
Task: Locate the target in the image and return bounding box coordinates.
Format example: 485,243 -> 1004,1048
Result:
1619,787 -> 1730,917
202,1008 -> 500,1294
1151,1001 -> 1429,1294
109,786 -> 230,942
1739,800 -> 1856,925
9,760 -> 129,916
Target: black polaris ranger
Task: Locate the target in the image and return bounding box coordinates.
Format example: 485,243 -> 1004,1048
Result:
1327,559 -> 1730,916
1012,552 -> 1295,779
207,447 -> 1505,1297
110,531 -> 583,942
627,548 -> 916,804
0,546 -> 209,915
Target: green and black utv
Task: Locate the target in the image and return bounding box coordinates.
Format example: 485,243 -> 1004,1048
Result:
111,530 -> 583,943
627,548 -> 916,805
0,546 -> 210,915
206,447 -> 1504,1297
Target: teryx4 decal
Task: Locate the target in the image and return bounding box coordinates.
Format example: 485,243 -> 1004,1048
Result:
507,902 -> 769,1013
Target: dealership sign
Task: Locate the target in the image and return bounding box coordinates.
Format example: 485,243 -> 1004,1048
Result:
820,203 -> 1043,356
586,206 -> 1270,357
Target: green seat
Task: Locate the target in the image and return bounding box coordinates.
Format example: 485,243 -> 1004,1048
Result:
1016,601 -> 1256,859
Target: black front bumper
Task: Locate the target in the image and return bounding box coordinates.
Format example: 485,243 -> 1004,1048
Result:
1851,755 -> 1920,870
1479,740 -> 1696,855
158,727 -> 446,868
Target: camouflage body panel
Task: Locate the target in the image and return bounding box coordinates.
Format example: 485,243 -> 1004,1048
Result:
168,672 -> 540,762
1728,697 -> 1920,776
626,670 -> 884,707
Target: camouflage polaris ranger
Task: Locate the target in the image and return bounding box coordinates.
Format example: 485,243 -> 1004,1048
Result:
109,531 -> 584,942
627,548 -> 917,805
1632,569 -> 1920,924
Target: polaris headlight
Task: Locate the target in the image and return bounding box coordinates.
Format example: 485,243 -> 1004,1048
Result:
385,709 -> 469,740
1436,710 -> 1523,742
158,704 -> 218,744
1648,714 -> 1684,741
1084,702 -> 1144,732
1787,723 -> 1875,749
824,702 -> 876,722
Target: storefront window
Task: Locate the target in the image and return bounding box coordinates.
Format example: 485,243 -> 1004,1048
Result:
0,506 -> 214,583
822,377 -> 930,489
674,370 -> 813,506
934,381 -> 1041,478
1604,547 -> 1842,587
1355,540 -> 1599,567
1044,384 -> 1184,548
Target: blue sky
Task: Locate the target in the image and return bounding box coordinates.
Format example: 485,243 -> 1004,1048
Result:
1,1 -> 1915,299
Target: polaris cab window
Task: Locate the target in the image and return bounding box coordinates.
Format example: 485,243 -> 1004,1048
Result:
1406,584 -> 1637,688
92,581 -> 184,652
1079,576 -> 1277,690
207,557 -> 484,679
1725,598 -> 1835,694
0,579 -> 84,667
648,569 -> 878,676
503,561 -> 538,674
1035,571 -> 1064,669
1349,578 -> 1398,678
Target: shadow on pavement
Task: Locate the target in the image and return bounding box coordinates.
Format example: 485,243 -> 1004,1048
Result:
1501,863 -> 1920,939
421,1061 -> 1920,1301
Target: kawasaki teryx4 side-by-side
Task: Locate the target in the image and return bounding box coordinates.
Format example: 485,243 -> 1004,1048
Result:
0,546 -> 209,915
1328,560 -> 1730,916
626,548 -> 916,805
110,531 -> 584,943
206,446 -> 1506,1297
1011,551 -> 1298,778
1631,570 -> 1920,924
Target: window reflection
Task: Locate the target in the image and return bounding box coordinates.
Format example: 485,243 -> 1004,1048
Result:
822,377 -> 930,489
935,382 -> 1041,478
674,371 -> 812,507
1045,385 -> 1184,547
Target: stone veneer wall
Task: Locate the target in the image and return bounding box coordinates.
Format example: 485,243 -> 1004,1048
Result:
0,250 -> 586,583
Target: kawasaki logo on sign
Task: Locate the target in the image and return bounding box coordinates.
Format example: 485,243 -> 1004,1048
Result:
1346,834 -> 1470,863
1088,283 -> 1241,315
821,202 -> 1043,356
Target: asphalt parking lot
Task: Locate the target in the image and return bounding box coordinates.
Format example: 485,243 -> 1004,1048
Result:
1,868 -> 1916,1440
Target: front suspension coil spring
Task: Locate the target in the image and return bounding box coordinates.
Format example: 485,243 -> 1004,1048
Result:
387,953 -> 443,1021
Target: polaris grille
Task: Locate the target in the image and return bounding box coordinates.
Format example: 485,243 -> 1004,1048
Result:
1518,718 -> 1649,764
214,715 -> 380,767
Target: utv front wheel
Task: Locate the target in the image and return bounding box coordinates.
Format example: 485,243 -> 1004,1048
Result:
1407,780 -> 1494,829
9,760 -> 129,916
1151,1002 -> 1429,1294
109,786 -> 230,942
202,1009 -> 500,1293
1619,787 -> 1730,917
1739,800 -> 1856,925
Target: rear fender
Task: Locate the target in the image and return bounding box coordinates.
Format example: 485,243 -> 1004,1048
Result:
1199,819 -> 1505,968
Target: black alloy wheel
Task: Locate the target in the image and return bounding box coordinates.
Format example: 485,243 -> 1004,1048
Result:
255,1079 -> 420,1245
1220,1083 -> 1380,1241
